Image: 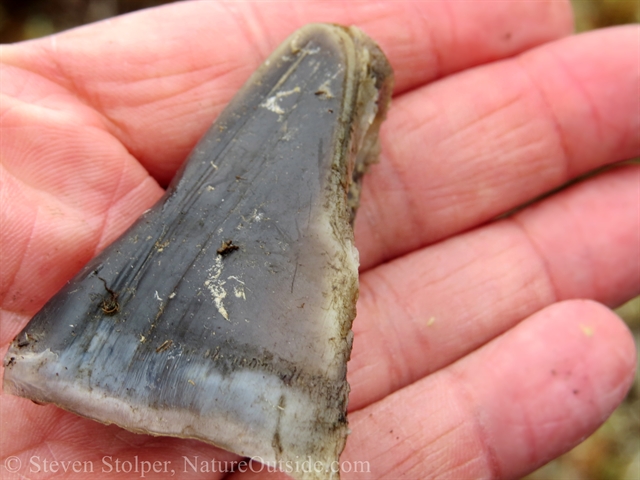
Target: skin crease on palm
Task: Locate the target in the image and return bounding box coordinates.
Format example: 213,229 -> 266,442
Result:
0,1 -> 638,479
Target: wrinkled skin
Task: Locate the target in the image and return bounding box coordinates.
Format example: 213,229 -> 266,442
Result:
0,2 -> 638,479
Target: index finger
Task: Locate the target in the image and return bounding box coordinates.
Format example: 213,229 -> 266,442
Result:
2,0 -> 572,184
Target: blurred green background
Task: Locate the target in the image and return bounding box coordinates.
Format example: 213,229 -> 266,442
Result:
0,0 -> 638,478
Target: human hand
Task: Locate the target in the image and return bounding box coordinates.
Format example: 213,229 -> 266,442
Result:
1,1 -> 638,479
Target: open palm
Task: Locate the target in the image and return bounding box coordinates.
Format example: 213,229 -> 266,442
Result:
1,2 -> 638,479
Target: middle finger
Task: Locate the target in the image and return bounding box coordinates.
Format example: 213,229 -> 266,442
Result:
348,164 -> 638,412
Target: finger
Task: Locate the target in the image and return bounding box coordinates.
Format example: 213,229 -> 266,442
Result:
348,164 -> 639,411
356,25 -> 640,270
2,1 -> 572,185
342,300 -> 635,479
